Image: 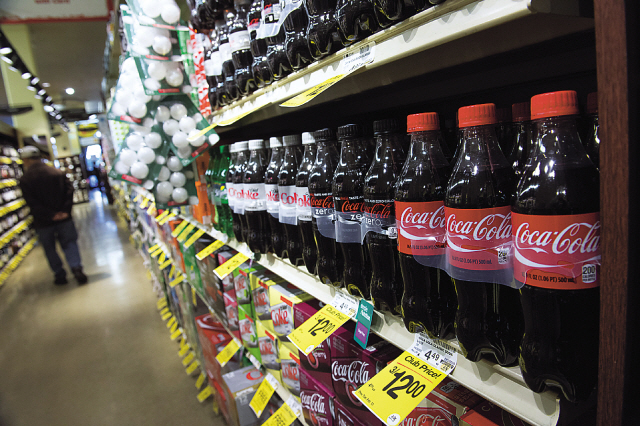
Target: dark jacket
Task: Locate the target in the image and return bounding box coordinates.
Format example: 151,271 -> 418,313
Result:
20,162 -> 74,228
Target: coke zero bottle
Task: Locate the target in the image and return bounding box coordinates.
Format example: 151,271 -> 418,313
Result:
223,9 -> 240,103
297,132 -> 317,274
264,0 -> 293,79
335,0 -> 378,45
445,103 -> 523,367
230,0 -> 257,96
249,0 -> 273,87
513,90 -> 600,402
507,102 -> 532,175
279,134 -> 304,265
233,141 -> 250,242
309,128 -> 343,286
202,35 -> 218,109
305,0 -> 344,60
266,137 -> 287,257
334,124 -> 371,295
395,112 -> 456,338
284,0 -> 314,69
244,139 -> 270,253
584,92 -> 599,169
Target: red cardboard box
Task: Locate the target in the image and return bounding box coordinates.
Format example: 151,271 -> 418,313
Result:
459,401 -> 533,426
294,300 -> 333,391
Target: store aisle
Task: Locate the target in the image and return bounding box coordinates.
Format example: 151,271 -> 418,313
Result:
0,192 -> 220,426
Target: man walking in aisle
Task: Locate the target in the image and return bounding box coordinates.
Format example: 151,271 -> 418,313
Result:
19,146 -> 87,285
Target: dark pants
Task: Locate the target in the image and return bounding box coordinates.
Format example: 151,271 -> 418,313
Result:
36,219 -> 82,276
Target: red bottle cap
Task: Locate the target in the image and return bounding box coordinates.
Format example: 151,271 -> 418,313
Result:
458,104 -> 496,128
512,102 -> 531,122
407,112 -> 440,132
586,92 -> 598,115
531,90 -> 579,119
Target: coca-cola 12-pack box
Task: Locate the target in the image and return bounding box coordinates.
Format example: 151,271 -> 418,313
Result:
300,368 -> 335,426
294,300 -> 332,391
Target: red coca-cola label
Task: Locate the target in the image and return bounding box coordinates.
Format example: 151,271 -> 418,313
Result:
282,361 -> 299,381
335,196 -> 364,213
259,338 -> 275,355
363,201 -> 394,218
396,201 -> 446,256
512,212 -> 600,289
445,206 -> 512,271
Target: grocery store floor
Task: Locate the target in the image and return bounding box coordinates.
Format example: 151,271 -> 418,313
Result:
0,191 -> 221,426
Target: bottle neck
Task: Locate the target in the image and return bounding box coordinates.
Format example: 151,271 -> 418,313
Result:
373,132 -> 404,164
407,130 -> 448,168
530,115 -> 592,167
455,124 -> 509,171
338,138 -> 367,166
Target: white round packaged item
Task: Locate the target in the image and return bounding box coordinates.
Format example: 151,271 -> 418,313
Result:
163,119 -> 179,136
156,155 -> 166,165
147,61 -> 167,81
115,90 -> 133,108
133,86 -> 152,104
166,156 -> 182,172
156,181 -> 174,198
126,133 -> 144,151
189,196 -> 200,205
177,146 -> 192,159
181,85 -> 193,94
209,133 -> 220,145
192,113 -> 203,123
152,35 -> 172,56
131,124 -> 151,135
165,69 -> 184,87
135,25 -> 155,47
121,57 -> 138,75
172,131 -> 189,148
119,149 -> 137,167
184,170 -> 195,180
143,180 -> 155,190
142,117 -> 154,129
145,132 -> 163,149
165,61 -> 181,73
114,161 -> 130,175
156,105 -> 171,122
128,101 -> 147,119
141,2 -> 161,18
144,78 -> 161,91
158,166 -> 171,181
170,103 -> 188,120
188,129 -> 205,147
172,187 -> 189,204
111,102 -> 127,117
179,116 -> 196,133
153,95 -> 162,101
169,172 -> 186,188
161,3 -> 181,24
137,147 -> 156,164
130,161 -> 150,179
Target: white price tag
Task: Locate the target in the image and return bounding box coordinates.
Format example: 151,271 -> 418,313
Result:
285,395 -> 302,417
339,41 -> 376,75
331,292 -> 358,318
248,352 -> 262,370
408,332 -> 458,375
266,373 -> 279,390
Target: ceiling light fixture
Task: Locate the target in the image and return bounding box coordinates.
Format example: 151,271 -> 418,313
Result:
37,89 -> 46,96
44,105 -> 54,112
89,114 -> 97,120
0,47 -> 11,55
65,87 -> 74,95
45,96 -> 52,102
42,82 -> 50,87
34,95 -> 42,99
21,71 -> 31,79
26,85 -> 36,91
55,114 -> 62,120
1,55 -> 13,65
31,77 -> 39,85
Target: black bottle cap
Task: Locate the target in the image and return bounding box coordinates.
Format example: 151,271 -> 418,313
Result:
312,128 -> 336,141
373,118 -> 403,135
337,124 -> 363,139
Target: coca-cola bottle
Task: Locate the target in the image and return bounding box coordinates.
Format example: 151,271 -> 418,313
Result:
217,18 -> 234,106
395,112 -> 456,338
372,0 -> 429,29
334,124 -> 371,295
249,0 -> 273,87
264,0 -> 293,79
364,119 -> 406,315
507,102 -> 532,176
305,0 -> 344,60
244,139 -> 271,254
279,134 -> 304,265
284,0 -> 314,69
297,132 -> 317,274
230,0 -> 257,96
584,92 -> 599,169
495,107 -> 514,155
513,90 -> 600,402
445,103 -> 523,366
223,9 -> 240,103
309,128 -> 343,286
265,137 -> 287,257
202,35 -> 218,109
226,142 -> 241,240
232,141 -> 250,242
335,0 -> 378,45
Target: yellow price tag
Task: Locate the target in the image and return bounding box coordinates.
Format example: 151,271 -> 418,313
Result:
134,195 -> 141,202
157,298 -> 167,309
262,401 -> 298,426
170,273 -> 185,288
196,240 -> 225,260
353,352 -> 447,426
187,123 -> 217,142
197,385 -> 213,403
160,307 -> 170,316
171,328 -> 183,340
179,344 -> 191,357
196,372 -> 206,389
162,312 -> 172,321
216,338 -> 241,367
167,316 -> 177,329
184,228 -> 206,248
288,304 -> 351,356
192,287 -> 197,306
160,259 -> 172,269
158,252 -> 166,264
159,212 -> 177,225
148,206 -> 156,216
170,321 -> 178,333
213,252 -> 249,280
249,374 -> 278,417
177,223 -> 197,242
182,351 -> 195,366
141,198 -> 150,208
169,265 -> 176,279
280,74 -> 346,107
171,221 -> 188,237
148,244 -> 160,253
186,359 -> 200,374
155,211 -> 170,222
150,247 -> 164,258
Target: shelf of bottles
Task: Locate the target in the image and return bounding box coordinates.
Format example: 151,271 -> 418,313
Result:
0,146 -> 35,287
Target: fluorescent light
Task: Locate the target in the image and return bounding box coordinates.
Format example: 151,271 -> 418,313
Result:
34,95 -> 42,99
65,87 -> 74,95
42,82 -> 50,87
50,137 -> 56,144
44,105 -> 54,112
21,72 -> 31,79
38,89 -> 46,96
45,96 -> 52,102
0,47 -> 12,55
55,114 -> 62,119
95,131 -> 102,138
31,77 -> 39,85
0,55 -> 12,65
89,114 -> 97,120
26,85 -> 36,91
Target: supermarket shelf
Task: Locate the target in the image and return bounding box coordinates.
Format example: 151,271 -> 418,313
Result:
0,179 -> 18,188
0,217 -> 33,247
209,0 -> 593,132
0,199 -> 26,216
0,237 -> 38,287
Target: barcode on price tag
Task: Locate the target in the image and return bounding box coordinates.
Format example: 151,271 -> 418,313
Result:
339,41 -> 376,75
408,332 -> 458,375
331,292 -> 358,318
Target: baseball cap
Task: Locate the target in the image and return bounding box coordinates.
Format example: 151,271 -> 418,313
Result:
19,146 -> 42,159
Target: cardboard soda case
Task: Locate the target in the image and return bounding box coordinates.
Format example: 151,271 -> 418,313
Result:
425,377 -> 485,422
279,339 -> 301,397
249,269 -> 286,325
269,283 -> 313,341
294,300 -> 332,391
221,366 -> 265,426
459,401 -> 533,426
257,319 -> 281,382
300,368 -> 335,426
238,304 -> 261,363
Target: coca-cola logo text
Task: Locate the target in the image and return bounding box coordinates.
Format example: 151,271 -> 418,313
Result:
331,361 -> 370,384
400,205 -> 445,231
266,188 -> 278,202
297,194 -> 310,208
399,412 -> 450,426
259,339 -> 274,355
301,393 -> 326,413
272,306 -> 290,327
336,198 -> 364,213
363,202 -> 393,218
240,321 -> 253,336
280,192 -> 297,205
447,212 -> 511,241
311,195 -> 334,208
515,221 -> 600,255
282,362 -> 298,381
